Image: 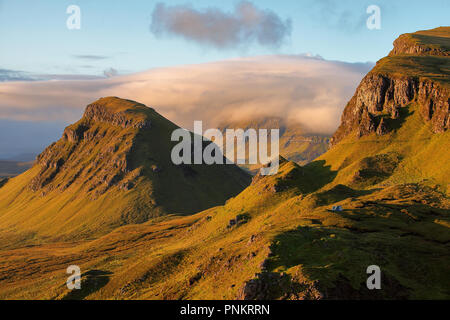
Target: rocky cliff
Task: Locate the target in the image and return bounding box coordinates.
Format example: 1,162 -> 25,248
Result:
331,27 -> 450,146
30,98 -> 153,195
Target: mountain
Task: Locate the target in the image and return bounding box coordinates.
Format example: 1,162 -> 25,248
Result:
0,28 -> 448,300
219,117 -> 329,173
0,97 -> 250,242
327,27 -> 449,192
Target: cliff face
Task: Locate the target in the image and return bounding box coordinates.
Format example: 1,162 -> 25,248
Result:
331,27 -> 450,146
83,102 -> 152,129
30,98 -> 152,195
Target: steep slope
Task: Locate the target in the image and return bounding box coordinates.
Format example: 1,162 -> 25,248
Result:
327,26 -> 449,193
219,117 -> 329,173
0,97 -> 250,242
0,159 -> 448,300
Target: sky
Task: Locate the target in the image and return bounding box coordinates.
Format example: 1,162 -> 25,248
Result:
0,0 -> 449,77
0,0 -> 448,159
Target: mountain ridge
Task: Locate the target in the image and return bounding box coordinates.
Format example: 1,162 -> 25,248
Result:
0,28 -> 448,300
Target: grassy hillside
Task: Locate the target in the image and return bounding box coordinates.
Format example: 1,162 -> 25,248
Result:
316,102 -> 450,193
0,160 -> 448,300
0,97 -> 250,243
0,28 -> 448,300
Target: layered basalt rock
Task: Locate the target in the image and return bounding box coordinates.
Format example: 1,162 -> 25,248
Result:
389,32 -> 450,57
330,28 -> 449,146
83,102 -> 151,129
29,98 -> 152,195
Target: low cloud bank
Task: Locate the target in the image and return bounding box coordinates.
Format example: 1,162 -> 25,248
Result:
0,55 -> 372,135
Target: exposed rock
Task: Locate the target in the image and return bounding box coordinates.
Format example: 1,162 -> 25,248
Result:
227,214 -> 249,228
389,32 -> 450,57
417,80 -> 450,133
330,28 -> 449,146
84,102 -> 151,129
391,107 -> 400,119
247,234 -> 257,245
63,125 -> 88,143
238,272 -> 287,300
238,272 -> 323,300
357,108 -> 376,137
331,73 -> 449,146
376,117 -> 389,135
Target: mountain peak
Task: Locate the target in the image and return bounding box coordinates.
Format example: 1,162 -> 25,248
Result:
82,97 -> 153,129
2,97 -> 251,238
330,27 -> 449,146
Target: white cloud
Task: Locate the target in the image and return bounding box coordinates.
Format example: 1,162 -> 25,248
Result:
0,55 -> 372,134
150,1 -> 292,49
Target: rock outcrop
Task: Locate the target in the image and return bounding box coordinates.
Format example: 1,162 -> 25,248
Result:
29,98 -> 151,195
389,28 -> 450,57
331,27 -> 450,146
83,102 -> 151,129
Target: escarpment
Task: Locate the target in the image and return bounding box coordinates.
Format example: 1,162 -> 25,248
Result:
388,27 -> 450,57
29,98 -> 152,196
331,27 -> 450,146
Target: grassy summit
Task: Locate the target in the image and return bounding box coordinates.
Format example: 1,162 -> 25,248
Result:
377,27 -> 450,86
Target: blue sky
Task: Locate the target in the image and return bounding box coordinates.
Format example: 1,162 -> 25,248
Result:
1,0 -> 449,77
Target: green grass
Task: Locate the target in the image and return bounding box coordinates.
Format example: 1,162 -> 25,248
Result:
0,97 -> 250,243
374,55 -> 450,87
0,27 -> 449,300
315,103 -> 450,194
398,27 -> 450,55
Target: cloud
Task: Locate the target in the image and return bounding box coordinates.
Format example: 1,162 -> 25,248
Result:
73,55 -> 110,60
0,68 -> 106,82
310,0 -> 368,32
0,68 -> 35,82
150,1 -> 292,49
103,68 -> 118,78
0,55 -> 372,135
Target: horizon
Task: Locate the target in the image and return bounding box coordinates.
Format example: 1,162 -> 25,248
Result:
0,1 -> 448,158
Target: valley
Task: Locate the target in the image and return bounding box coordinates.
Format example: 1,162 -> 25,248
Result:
0,27 -> 448,300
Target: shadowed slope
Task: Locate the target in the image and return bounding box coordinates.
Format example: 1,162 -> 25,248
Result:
0,97 -> 250,242
0,28 -> 448,301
